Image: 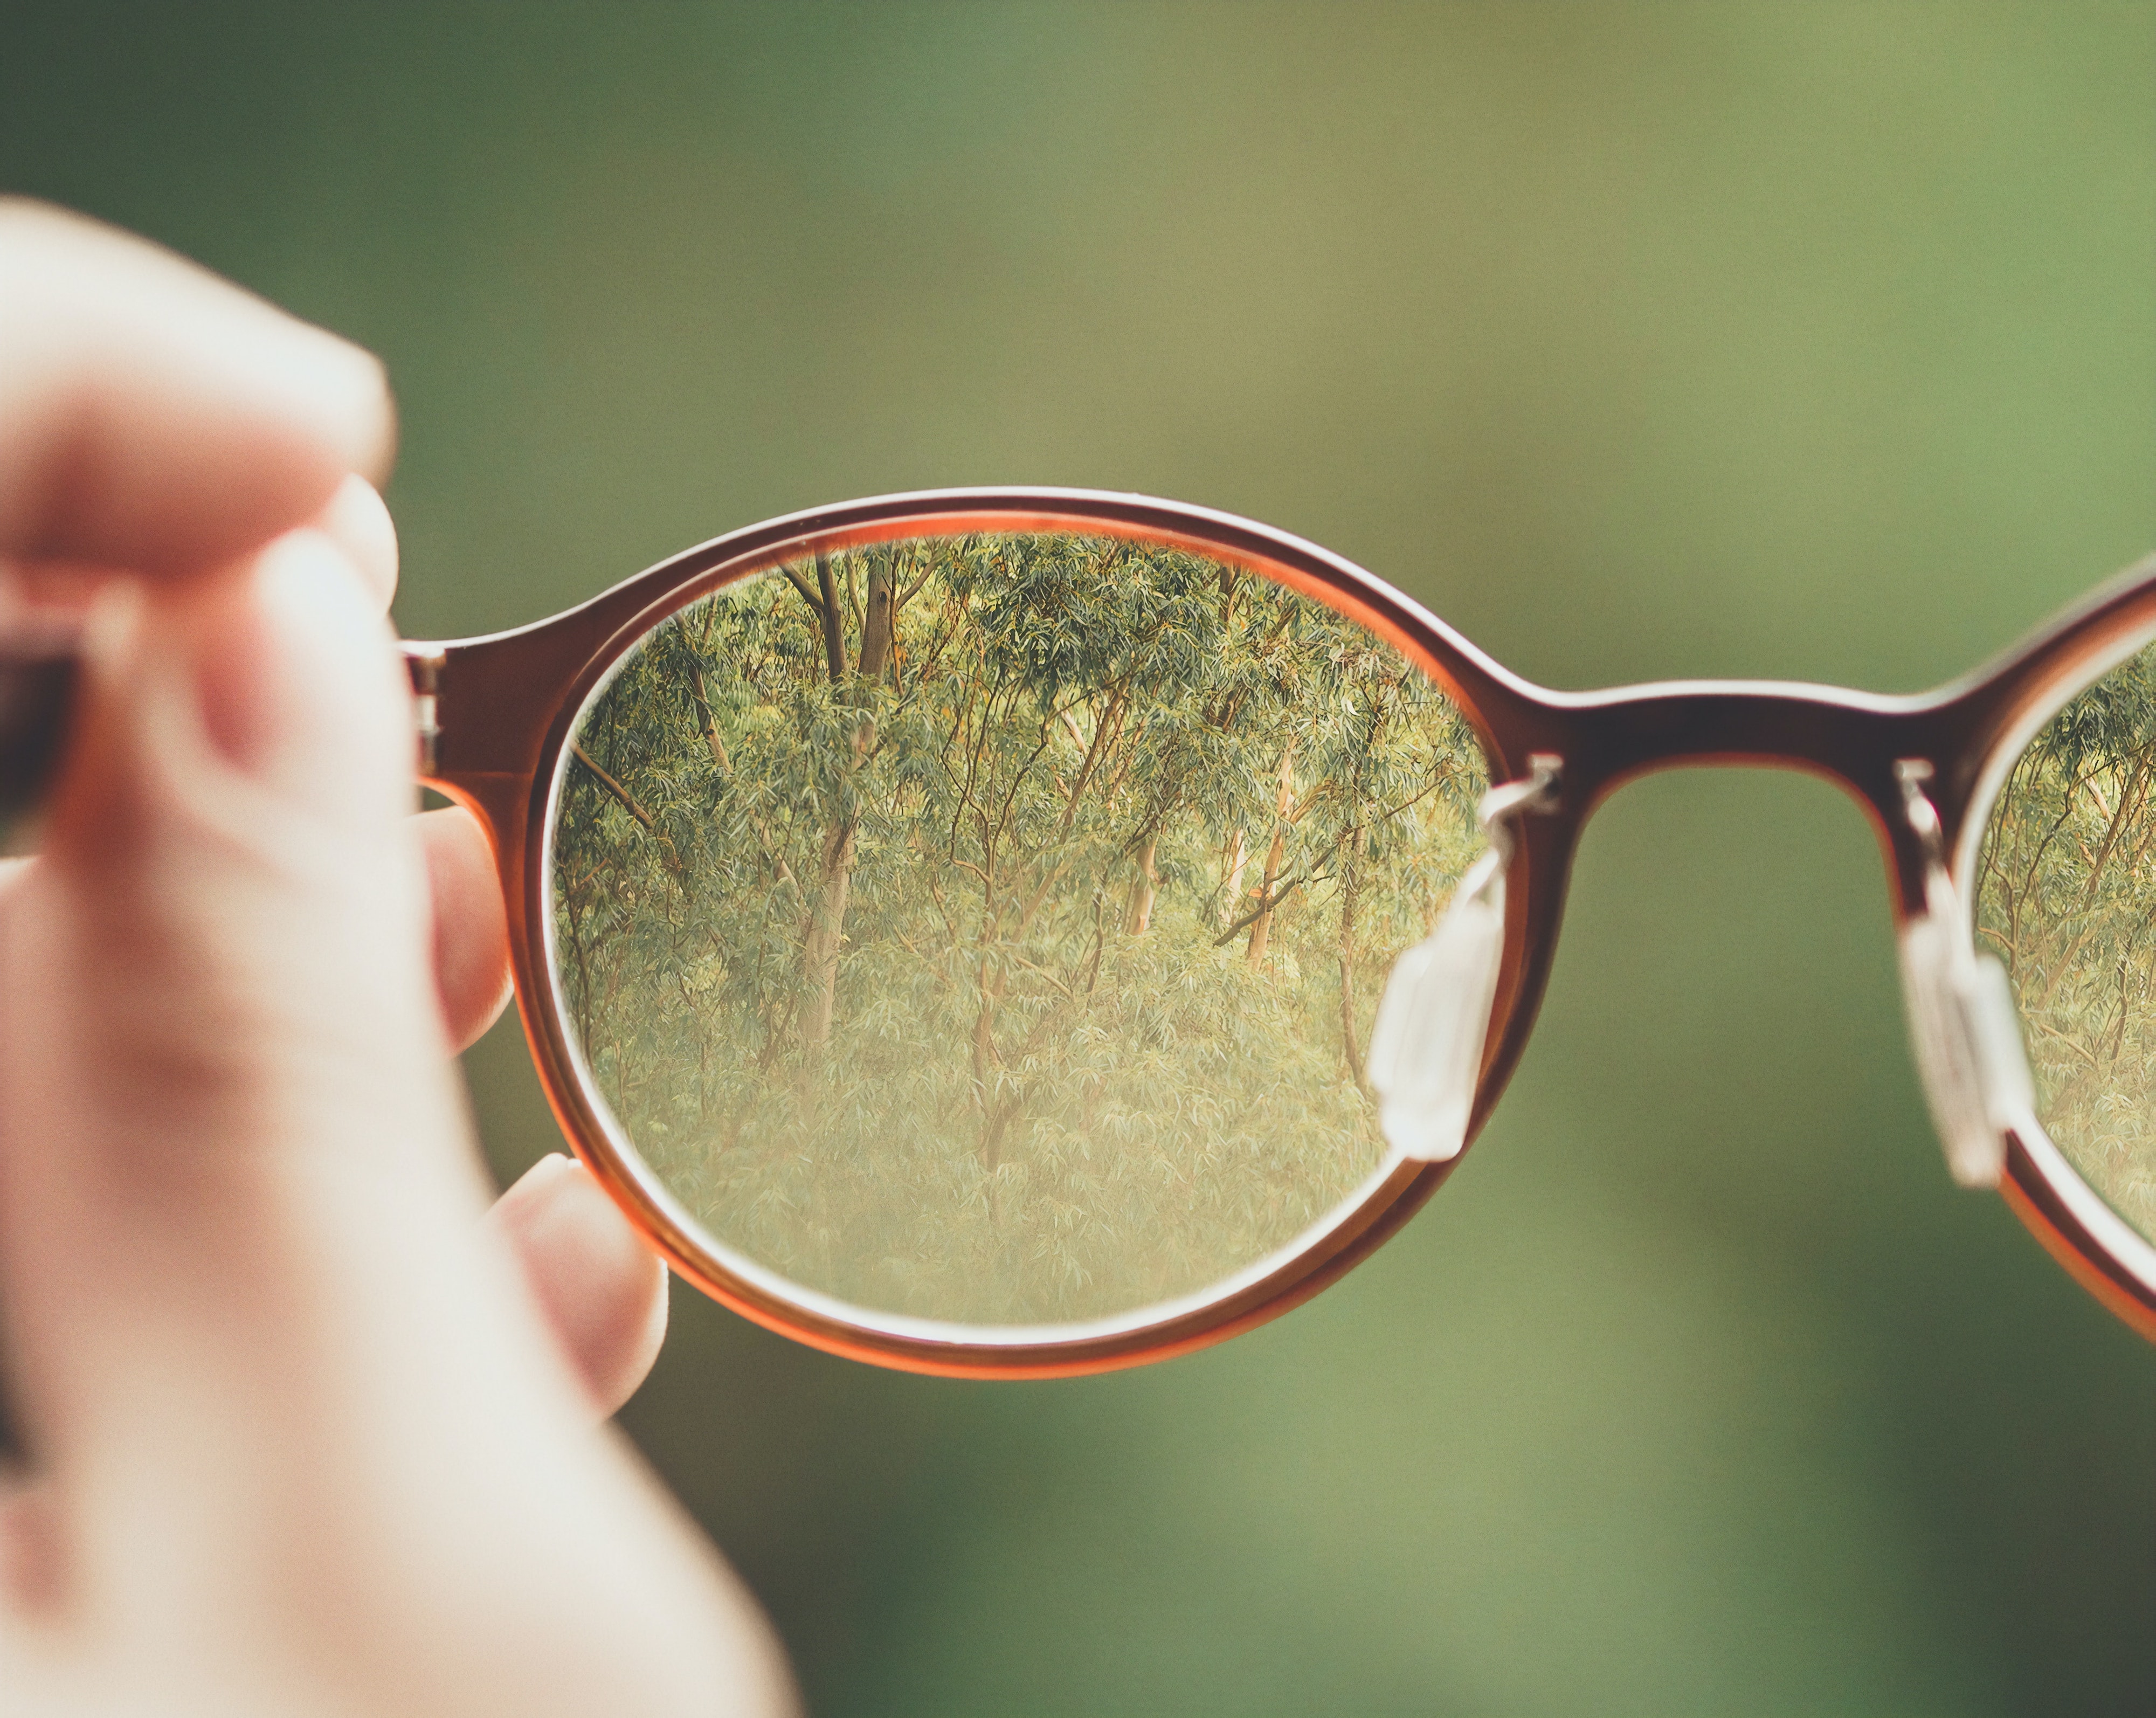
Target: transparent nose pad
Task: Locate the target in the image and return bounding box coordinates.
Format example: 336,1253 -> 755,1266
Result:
1895,762 -> 2037,1189
1367,755 -> 1558,1163
1367,849 -> 1509,1162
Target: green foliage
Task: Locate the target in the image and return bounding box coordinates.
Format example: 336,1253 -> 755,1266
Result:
552,533 -> 1489,1323
1977,643 -> 2156,1241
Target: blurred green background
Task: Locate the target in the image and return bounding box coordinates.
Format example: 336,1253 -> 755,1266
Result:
6,3 -> 2152,1712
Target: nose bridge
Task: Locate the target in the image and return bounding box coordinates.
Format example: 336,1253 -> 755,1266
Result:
1542,681 -> 1945,914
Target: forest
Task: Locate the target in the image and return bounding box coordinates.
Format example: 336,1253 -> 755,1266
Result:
550,531 -> 1490,1324
1977,641 -> 2156,1244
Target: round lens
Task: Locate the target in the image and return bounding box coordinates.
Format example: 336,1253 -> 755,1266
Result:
547,529 -> 1491,1329
1976,641 -> 2156,1244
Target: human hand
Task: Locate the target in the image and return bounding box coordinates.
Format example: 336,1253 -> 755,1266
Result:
0,201 -> 796,1716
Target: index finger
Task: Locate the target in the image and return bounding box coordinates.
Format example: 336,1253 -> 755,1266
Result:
0,199 -> 393,575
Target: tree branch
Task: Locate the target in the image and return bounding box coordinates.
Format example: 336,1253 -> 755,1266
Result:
780,565 -> 825,617
1213,872 -> 1310,946
569,742 -> 684,874
815,551 -> 847,684
570,741 -> 655,831
896,567 -> 934,610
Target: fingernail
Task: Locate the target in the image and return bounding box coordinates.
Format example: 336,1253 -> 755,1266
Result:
314,475 -> 399,610
188,529 -> 406,816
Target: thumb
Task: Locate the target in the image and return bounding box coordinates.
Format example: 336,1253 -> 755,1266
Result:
0,532 -> 568,1598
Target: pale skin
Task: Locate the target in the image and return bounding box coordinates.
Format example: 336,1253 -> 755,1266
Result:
0,201 -> 797,1715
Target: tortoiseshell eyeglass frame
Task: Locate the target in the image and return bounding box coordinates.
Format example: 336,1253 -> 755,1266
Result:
397,488 -> 2156,1376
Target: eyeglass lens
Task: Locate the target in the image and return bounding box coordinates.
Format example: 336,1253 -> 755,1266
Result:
1977,641 -> 2156,1245
545,530 -> 1491,1329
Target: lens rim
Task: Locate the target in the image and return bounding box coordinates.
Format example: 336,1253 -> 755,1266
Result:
424,490 -> 1558,1375
1950,570 -> 2156,1337
416,490 -> 2156,1366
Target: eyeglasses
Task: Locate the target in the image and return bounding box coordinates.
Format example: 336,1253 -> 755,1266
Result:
407,489 -> 2156,1371
391,488 -> 2155,1376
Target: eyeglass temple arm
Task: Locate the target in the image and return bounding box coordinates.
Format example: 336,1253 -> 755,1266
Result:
0,631 -> 80,848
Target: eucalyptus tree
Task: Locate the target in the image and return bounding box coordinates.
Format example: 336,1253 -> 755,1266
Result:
553,534 -> 1489,1321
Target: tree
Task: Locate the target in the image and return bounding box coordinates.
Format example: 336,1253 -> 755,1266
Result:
1976,642 -> 2156,1242
552,532 -> 1490,1323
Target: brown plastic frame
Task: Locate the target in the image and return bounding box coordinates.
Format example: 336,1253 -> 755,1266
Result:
409,487 -> 2156,1375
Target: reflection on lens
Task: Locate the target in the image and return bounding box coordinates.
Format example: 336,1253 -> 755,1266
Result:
1978,641 -> 2156,1244
548,532 -> 1490,1326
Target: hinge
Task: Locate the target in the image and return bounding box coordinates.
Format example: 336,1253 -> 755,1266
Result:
407,647 -> 446,776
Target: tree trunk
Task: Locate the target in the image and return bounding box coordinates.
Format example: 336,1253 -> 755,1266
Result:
971,963 -> 1010,1188
1245,830 -> 1286,965
687,664 -> 731,774
2084,756 -> 2150,901
563,875 -> 598,1052
1124,833 -> 1159,934
858,558 -> 894,681
814,551 -> 846,684
1246,742 -> 1297,965
801,819 -> 855,1048
798,556 -> 883,1052
967,957 -> 1023,1222
1220,828 -> 1248,926
1338,823 -> 1368,1093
